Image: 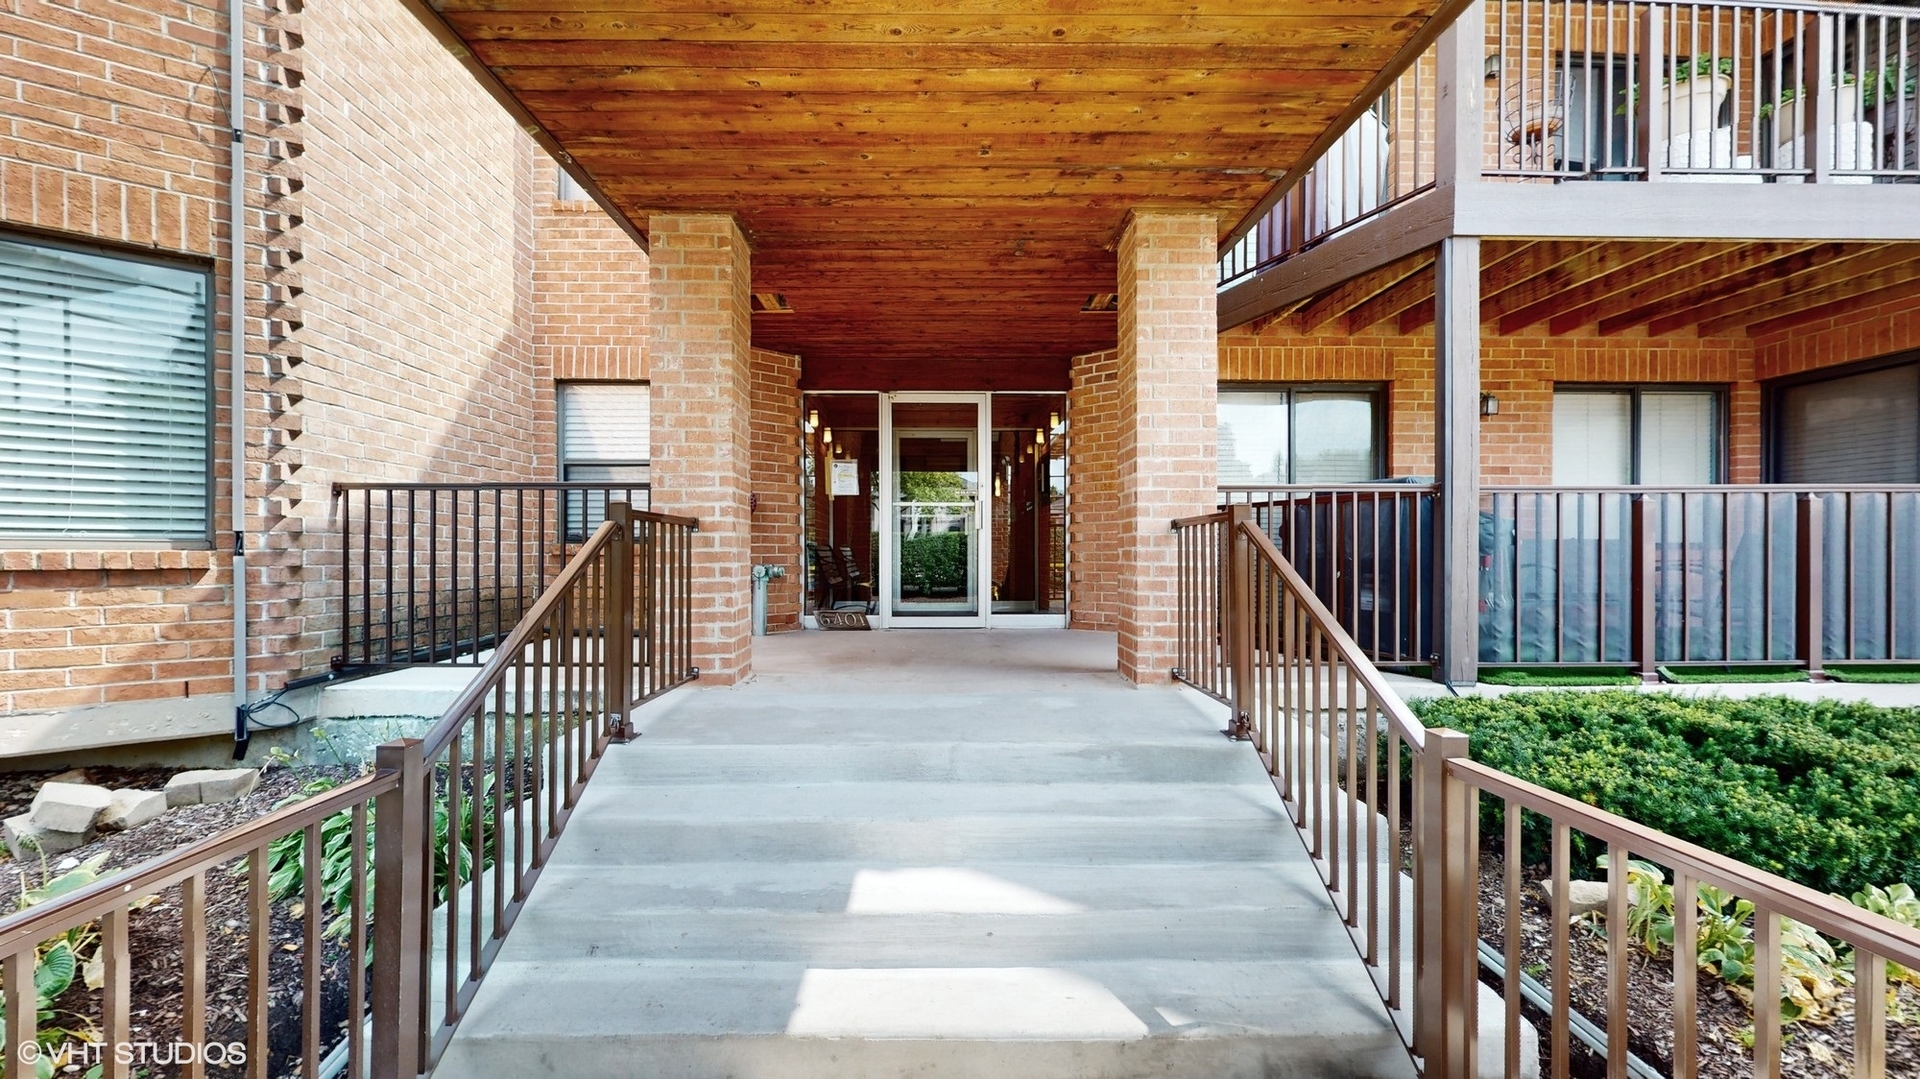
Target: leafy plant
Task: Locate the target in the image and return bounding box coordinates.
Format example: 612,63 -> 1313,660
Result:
0,854 -> 117,1075
267,768 -> 499,942
1850,883 -> 1920,987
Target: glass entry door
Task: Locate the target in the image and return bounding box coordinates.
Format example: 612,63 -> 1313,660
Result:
883,395 -> 987,626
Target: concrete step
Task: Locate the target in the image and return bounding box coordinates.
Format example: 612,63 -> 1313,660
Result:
635,691 -> 1223,746
522,860 -> 1330,914
609,741 -> 1262,784
554,814 -> 1307,864
570,780 -> 1286,822
431,958 -> 1415,1079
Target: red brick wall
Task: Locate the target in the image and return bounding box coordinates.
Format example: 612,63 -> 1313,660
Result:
0,0 -> 614,730
647,214 -> 754,683
1218,321 -> 1765,484
749,347 -> 804,632
1067,348 -> 1120,632
1115,214 -> 1218,683
1752,281 -> 1920,381
529,158 -> 652,479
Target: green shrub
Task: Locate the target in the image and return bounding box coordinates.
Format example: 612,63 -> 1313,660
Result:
1411,691 -> 1920,895
898,531 -> 969,592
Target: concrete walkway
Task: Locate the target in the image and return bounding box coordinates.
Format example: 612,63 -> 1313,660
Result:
433,629 -> 1415,1079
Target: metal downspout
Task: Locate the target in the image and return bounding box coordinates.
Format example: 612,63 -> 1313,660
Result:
228,0 -> 250,758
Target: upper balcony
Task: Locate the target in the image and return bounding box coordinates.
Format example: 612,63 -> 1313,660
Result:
1219,0 -> 1920,294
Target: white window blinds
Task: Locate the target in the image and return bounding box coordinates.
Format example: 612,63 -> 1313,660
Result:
1552,392 -> 1632,484
1778,362 -> 1920,484
1639,391 -> 1717,484
559,382 -> 649,479
0,237 -> 210,542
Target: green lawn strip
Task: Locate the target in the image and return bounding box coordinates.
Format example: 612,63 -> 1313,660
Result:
1478,667 -> 1639,687
1826,664 -> 1920,684
1657,664 -> 1810,684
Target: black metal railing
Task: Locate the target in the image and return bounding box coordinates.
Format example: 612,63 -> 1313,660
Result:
332,482 -> 652,671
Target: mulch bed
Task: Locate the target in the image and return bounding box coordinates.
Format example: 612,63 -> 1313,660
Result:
0,764 -> 362,1078
1475,850 -> 1920,1079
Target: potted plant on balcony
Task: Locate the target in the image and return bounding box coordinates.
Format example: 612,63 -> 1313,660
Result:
1660,56 -> 1735,143
1763,73 -> 1862,154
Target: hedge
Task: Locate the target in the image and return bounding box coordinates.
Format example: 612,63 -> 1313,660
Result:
1408,691 -> 1920,895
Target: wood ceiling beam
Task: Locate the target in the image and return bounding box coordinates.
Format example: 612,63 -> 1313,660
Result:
1694,251 -> 1920,337
1293,251 -> 1432,334
1386,241 -> 1554,333
1633,244 -> 1896,336
499,64 -> 1369,96
471,39 -> 1405,69
1550,241 -> 1811,335
442,0 -> 1432,16
573,144 -> 1315,171
442,12 -> 1424,47
1742,276 -> 1920,338
1488,242 -> 1677,334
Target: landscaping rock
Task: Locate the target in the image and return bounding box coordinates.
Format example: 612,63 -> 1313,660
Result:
99,790 -> 168,832
1538,878 -> 1611,917
165,768 -> 260,808
29,782 -> 113,835
47,768 -> 92,785
4,813 -> 89,858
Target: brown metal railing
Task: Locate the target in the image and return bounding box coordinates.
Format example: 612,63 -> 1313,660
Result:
332,482 -> 652,672
1179,505 -> 1920,1078
0,501 -> 697,1079
1447,754 -> 1920,1079
1485,0 -> 1920,184
1218,42 -> 1439,287
1221,485 -> 1438,667
0,773 -> 395,1079
1483,484 -> 1920,674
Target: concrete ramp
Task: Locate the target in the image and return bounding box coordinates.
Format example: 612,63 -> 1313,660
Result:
433,630 -> 1416,1079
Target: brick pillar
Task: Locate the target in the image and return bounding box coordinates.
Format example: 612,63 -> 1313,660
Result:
1116,213 -> 1218,684
649,214 -> 753,683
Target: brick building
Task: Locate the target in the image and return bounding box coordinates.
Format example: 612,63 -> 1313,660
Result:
4,0 -> 1920,757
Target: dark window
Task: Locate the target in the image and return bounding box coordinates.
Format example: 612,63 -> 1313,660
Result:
1217,385 -> 1384,484
1771,358 -> 1919,483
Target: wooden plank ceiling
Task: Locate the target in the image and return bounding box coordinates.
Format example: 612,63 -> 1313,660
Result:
416,0 -> 1456,366
1268,239 -> 1920,339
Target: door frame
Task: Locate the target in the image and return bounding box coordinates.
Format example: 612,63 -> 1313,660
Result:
879,391 -> 991,629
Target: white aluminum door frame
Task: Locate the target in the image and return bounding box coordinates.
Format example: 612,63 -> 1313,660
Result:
880,391 -> 990,629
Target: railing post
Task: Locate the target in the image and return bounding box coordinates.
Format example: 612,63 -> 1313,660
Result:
1806,14 -> 1833,184
606,502 -> 638,742
1638,6 -> 1666,181
1415,728 -> 1477,1079
1225,506 -> 1254,740
1796,494 -> 1825,680
371,738 -> 426,1079
1631,493 -> 1659,682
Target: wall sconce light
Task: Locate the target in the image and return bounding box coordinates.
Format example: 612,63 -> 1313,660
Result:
1480,393 -> 1499,417
805,409 -> 819,433
1049,412 -> 1061,432
1033,427 -> 1045,446
993,475 -> 1003,497
1484,54 -> 1501,82
822,427 -> 833,444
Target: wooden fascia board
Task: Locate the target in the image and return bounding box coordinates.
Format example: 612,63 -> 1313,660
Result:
1216,185 -> 1455,332
394,0 -> 651,254
1452,184 -> 1920,243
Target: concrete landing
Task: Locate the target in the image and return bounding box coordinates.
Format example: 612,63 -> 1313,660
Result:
433,630 -> 1416,1079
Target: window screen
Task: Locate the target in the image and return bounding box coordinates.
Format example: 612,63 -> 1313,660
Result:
1776,362 -> 1920,483
0,236 -> 211,542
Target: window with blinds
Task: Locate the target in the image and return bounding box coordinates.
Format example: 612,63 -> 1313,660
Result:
0,235 -> 212,544
558,382 -> 650,535
1775,361 -> 1920,484
1552,387 -> 1721,485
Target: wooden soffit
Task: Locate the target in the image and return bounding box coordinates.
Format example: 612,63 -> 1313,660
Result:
410,0 -> 1464,366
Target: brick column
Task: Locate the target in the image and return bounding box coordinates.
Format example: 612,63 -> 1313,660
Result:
1116,213 -> 1219,683
648,214 -> 753,683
